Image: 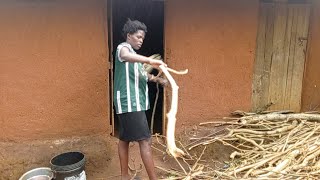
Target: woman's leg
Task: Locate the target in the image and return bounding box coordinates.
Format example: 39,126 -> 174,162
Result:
138,138 -> 157,180
118,140 -> 130,180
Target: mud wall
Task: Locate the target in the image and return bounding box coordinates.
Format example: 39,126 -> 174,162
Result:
164,0 -> 259,127
301,1 -> 320,111
0,0 -> 109,141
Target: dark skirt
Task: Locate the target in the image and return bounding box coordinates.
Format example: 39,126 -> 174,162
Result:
117,111 -> 151,142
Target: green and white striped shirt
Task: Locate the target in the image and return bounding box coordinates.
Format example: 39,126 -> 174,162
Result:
113,42 -> 150,114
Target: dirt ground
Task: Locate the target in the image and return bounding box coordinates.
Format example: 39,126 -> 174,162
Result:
0,126 -> 233,180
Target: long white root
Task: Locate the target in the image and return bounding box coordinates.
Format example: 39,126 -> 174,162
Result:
159,65 -> 187,158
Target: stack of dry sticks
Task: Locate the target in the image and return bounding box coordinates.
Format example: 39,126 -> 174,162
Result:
155,111 -> 320,179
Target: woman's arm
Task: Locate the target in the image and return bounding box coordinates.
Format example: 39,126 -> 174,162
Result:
120,47 -> 166,67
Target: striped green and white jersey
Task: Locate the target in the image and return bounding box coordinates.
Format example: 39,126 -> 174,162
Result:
113,42 -> 150,114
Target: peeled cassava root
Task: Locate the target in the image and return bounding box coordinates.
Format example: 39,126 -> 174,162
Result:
146,54 -> 188,158
159,64 -> 188,158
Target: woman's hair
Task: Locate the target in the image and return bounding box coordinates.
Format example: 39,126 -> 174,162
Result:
122,19 -> 147,39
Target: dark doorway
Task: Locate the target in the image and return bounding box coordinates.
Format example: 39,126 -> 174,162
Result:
109,0 -> 164,136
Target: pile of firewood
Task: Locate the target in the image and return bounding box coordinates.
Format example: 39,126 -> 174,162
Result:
155,111 -> 320,179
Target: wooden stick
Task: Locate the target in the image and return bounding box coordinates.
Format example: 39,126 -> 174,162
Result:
235,135 -> 265,151
240,113 -> 320,124
258,149 -> 300,177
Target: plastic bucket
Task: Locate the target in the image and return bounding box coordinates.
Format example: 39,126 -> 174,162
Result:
50,152 -> 85,180
19,167 -> 54,180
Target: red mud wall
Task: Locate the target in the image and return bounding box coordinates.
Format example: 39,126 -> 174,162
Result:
301,1 -> 320,111
0,0 -> 109,141
165,0 -> 259,127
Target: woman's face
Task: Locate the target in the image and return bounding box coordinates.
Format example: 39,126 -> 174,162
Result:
127,30 -> 145,50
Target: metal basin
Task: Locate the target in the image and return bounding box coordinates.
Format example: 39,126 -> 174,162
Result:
19,167 -> 53,180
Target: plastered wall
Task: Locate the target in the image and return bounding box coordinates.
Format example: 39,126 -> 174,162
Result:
0,0 -> 109,141
164,0 -> 259,127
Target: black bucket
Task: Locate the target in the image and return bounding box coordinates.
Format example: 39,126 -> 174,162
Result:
50,151 -> 85,180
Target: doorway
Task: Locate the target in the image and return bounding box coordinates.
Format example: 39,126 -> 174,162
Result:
108,0 -> 165,136
252,0 -> 311,112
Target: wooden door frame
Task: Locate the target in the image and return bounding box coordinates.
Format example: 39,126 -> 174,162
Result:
105,0 -> 115,136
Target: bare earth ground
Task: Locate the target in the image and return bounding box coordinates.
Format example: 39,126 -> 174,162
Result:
0,126 -> 233,180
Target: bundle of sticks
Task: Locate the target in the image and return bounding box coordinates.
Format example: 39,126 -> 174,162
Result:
154,111 -> 320,179
211,112 -> 320,179
197,112 -> 320,179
